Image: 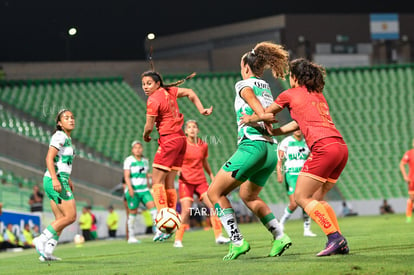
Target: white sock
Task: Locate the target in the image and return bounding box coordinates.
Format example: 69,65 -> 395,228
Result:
128,214 -> 136,238
219,208 -> 243,245
280,207 -> 293,225
303,212 -> 311,231
44,239 -> 58,256
38,228 -> 54,243
264,218 -> 284,240
149,208 -> 157,224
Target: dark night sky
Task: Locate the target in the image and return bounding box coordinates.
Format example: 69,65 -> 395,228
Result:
0,0 -> 411,62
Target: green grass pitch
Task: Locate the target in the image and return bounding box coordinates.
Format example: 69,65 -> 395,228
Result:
1,214 -> 414,274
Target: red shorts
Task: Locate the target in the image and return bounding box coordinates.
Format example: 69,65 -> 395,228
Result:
178,180 -> 209,201
300,137 -> 348,183
408,180 -> 414,195
153,130 -> 187,171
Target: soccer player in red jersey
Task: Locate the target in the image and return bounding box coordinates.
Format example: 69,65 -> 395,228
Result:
241,58 -> 349,256
142,71 -> 213,215
400,138 -> 414,223
173,120 -> 229,248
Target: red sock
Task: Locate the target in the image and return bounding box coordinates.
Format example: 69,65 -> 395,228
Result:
174,223 -> 189,242
210,214 -> 223,239
166,188 -> 177,210
406,199 -> 413,218
320,201 -> 341,234
152,184 -> 167,210
305,200 -> 338,236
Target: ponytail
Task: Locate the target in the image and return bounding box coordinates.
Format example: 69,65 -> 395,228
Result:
242,41 -> 289,79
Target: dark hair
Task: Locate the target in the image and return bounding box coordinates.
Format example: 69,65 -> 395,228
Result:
54,109 -> 72,133
289,58 -> 326,93
141,71 -> 196,88
242,41 -> 289,79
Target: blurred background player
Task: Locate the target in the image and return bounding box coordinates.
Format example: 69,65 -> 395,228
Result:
173,120 -> 229,248
400,138 -> 414,223
142,71 -> 213,215
87,205 -> 98,240
28,185 -> 44,213
123,140 -> 163,243
106,205 -> 119,238
277,129 -> 316,237
379,199 -> 394,215
207,42 -> 292,261
20,223 -> 35,249
242,58 -> 349,256
33,109 -> 77,262
79,206 -> 92,241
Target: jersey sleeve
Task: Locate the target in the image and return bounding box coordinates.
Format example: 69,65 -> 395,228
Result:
402,152 -> 410,163
275,89 -> 291,108
49,132 -> 65,150
146,97 -> 160,116
123,157 -> 131,170
278,137 -> 289,153
235,79 -> 252,97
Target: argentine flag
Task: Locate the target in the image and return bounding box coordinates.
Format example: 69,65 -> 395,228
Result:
370,13 -> 399,40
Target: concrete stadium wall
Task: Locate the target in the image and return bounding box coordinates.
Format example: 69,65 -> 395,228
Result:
0,59 -> 210,89
0,128 -> 123,195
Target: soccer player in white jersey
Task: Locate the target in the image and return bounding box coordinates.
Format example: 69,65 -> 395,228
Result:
277,130 -> 316,237
208,41 -> 292,261
123,141 -> 165,243
33,109 -> 77,262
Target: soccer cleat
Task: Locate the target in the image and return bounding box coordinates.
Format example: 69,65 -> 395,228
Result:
336,238 -> 350,255
173,241 -> 183,248
39,255 -> 62,262
406,216 -> 412,223
33,237 -> 46,258
303,230 -> 317,237
153,231 -> 165,242
222,239 -> 250,261
316,236 -> 348,256
269,234 -> 292,257
215,235 -> 230,244
161,233 -> 172,241
127,237 -> 141,244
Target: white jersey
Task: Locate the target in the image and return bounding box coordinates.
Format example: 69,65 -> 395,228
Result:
234,77 -> 276,144
44,130 -> 75,178
278,135 -> 310,175
123,156 -> 149,193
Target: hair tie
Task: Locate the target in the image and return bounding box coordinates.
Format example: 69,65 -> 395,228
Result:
251,49 -> 256,55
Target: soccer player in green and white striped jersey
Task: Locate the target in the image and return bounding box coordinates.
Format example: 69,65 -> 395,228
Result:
33,109 -> 77,262
208,41 -> 292,261
123,141 -> 163,243
277,129 -> 316,237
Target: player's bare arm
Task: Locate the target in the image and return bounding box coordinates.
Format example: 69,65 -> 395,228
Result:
143,115 -> 156,142
177,87 -> 213,115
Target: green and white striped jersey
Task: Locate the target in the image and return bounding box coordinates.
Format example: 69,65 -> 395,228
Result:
123,156 -> 149,193
234,77 -> 276,144
44,130 -> 75,177
278,135 -> 310,175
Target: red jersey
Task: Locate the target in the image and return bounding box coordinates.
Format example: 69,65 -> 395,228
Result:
275,86 -> 343,149
146,86 -> 184,135
401,149 -> 414,181
179,139 -> 209,185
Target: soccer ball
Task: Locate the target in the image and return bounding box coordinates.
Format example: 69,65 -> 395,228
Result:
155,207 -> 181,234
74,234 -> 85,245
